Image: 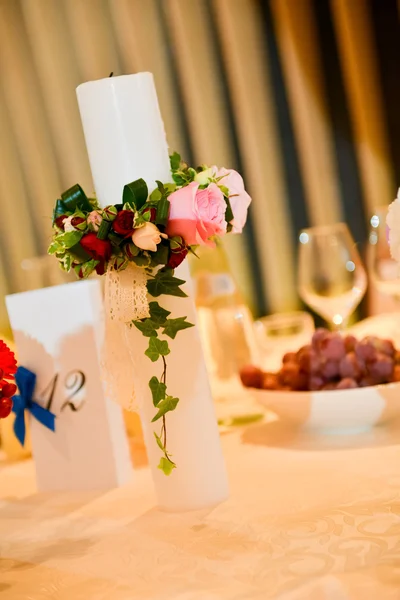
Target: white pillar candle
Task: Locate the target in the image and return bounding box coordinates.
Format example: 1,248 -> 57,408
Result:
76,73 -> 172,205
76,73 -> 229,510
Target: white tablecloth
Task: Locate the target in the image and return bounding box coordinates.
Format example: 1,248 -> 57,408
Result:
1,418 -> 400,599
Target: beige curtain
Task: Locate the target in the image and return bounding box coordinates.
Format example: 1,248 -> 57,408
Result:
0,0 -> 396,331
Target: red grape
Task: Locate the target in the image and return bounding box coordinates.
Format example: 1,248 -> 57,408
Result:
320,359 -> 340,379
339,352 -> 364,380
355,338 -> 377,363
336,378 -> 358,389
344,335 -> 357,353
282,352 -> 297,364
311,328 -> 330,349
391,365 -> 400,382
375,339 -> 395,357
262,373 -> 279,390
310,375 -> 325,391
359,377 -> 376,388
297,345 -> 312,372
321,334 -> 346,362
240,365 -> 264,389
367,353 -> 394,383
322,382 -> 337,391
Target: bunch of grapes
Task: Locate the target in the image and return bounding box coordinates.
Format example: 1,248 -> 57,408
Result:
240,328 -> 400,392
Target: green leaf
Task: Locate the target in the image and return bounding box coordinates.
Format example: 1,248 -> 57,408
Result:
219,184 -> 230,197
149,243 -> 169,267
170,151 -> 181,171
123,179 -> 148,210
133,253 -> 151,267
96,219 -> 111,240
151,395 -> 179,422
48,241 -> 63,255
62,253 -> 73,271
149,188 -> 162,202
158,457 -> 176,476
149,376 -> 166,406
162,317 -> 195,340
145,337 -> 170,362
164,183 -> 177,194
133,319 -> 159,337
147,270 -> 187,298
73,259 -> 98,279
172,173 -> 185,186
187,167 -> 197,181
224,196 -> 234,224
169,236 -> 184,250
149,302 -> 171,325
155,198 -> 170,226
154,431 -> 165,451
156,180 -> 166,194
57,231 -> 83,249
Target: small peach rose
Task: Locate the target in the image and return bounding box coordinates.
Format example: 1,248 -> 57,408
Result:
132,222 -> 165,252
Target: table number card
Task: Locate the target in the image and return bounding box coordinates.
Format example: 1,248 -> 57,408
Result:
6,280 -> 132,492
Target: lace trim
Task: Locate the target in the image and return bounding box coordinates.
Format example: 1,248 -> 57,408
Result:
102,264 -> 150,412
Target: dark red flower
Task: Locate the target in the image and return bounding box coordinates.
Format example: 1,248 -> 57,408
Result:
112,210 -> 135,236
0,381 -> 17,398
0,397 -> 12,419
71,216 -> 87,230
80,233 -> 112,263
55,215 -> 68,229
95,261 -> 107,276
0,341 -> 17,381
167,248 -> 188,269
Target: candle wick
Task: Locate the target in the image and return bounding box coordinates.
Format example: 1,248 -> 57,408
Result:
109,72 -> 114,77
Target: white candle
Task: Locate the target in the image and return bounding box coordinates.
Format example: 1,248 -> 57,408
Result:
77,73 -> 172,205
76,73 -> 229,510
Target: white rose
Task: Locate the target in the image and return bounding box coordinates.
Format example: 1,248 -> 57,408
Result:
194,167 -> 217,186
63,216 -> 75,232
132,222 -> 165,252
387,189 -> 400,263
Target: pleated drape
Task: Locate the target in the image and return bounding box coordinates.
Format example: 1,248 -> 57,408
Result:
0,0 -> 399,330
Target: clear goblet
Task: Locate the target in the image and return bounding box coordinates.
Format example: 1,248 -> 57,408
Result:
298,223 -> 367,330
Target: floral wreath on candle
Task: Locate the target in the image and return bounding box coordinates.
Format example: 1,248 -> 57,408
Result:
49,153 -> 251,475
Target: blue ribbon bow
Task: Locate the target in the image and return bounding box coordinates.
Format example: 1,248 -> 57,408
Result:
12,366 -> 56,446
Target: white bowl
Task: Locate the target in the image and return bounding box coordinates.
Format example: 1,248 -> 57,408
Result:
253,382 -> 400,433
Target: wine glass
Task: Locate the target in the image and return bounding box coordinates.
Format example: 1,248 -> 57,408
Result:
298,223 -> 367,330
367,208 -> 400,302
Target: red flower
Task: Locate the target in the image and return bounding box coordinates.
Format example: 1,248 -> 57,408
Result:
167,248 -> 188,269
0,397 -> 13,419
95,261 -> 107,276
112,210 -> 135,236
55,215 -> 68,229
80,233 -> 112,263
0,340 -> 17,381
0,381 -> 17,398
71,216 -> 87,230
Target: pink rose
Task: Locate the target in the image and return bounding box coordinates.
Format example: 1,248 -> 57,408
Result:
167,182 -> 227,247
216,167 -> 251,233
